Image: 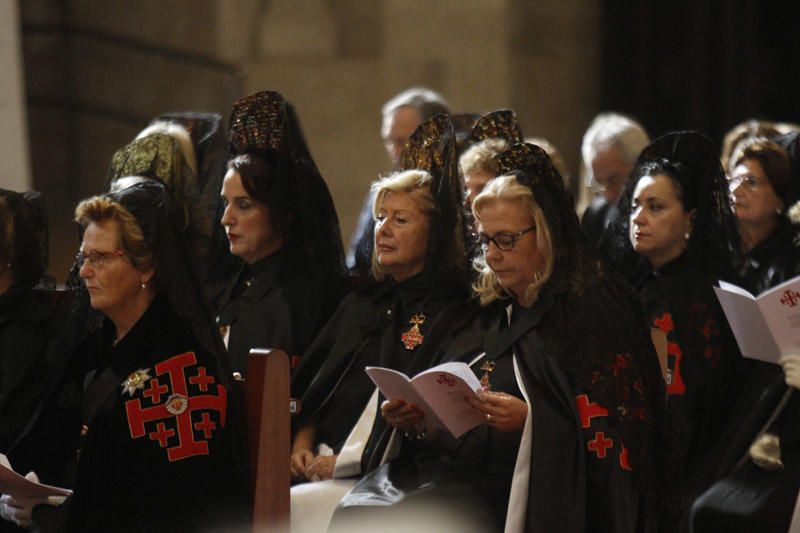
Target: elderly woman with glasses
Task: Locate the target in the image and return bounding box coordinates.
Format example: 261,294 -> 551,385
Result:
0,181 -> 247,531
329,144 -> 666,533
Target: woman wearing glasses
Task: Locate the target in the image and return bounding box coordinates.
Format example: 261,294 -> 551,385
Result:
728,136 -> 798,293
689,138 -> 800,532
0,181 -> 247,531
331,144 -> 666,532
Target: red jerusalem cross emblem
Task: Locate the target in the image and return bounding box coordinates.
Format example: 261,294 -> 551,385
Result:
780,289 -> 800,308
125,352 -> 227,462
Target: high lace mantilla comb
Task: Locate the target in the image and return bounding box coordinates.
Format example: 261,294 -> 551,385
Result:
228,90 -> 290,156
495,142 -> 562,189
468,109 -> 524,146
397,113 -> 470,280
109,133 -> 195,188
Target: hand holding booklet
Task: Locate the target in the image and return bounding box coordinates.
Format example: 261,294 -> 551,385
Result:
365,361 -> 485,438
714,274 -> 800,364
0,463 -> 71,498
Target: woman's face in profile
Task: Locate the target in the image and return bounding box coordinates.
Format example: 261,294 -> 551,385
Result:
374,191 -> 431,282
79,219 -> 149,317
629,173 -> 695,269
220,169 -> 283,265
478,198 -> 545,304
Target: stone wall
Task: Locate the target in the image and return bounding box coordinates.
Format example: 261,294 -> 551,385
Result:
20,0 -> 601,280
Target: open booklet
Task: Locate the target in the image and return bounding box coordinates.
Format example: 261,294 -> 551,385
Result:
714,274 -> 800,364
0,463 -> 71,498
365,361 -> 485,438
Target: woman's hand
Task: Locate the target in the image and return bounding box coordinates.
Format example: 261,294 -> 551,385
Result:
290,450 -> 315,478
780,354 -> 800,389
304,455 -> 337,482
469,390 -> 528,432
381,399 -> 425,435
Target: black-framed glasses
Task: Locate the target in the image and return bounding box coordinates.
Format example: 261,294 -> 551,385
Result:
75,250 -> 126,269
474,226 -> 536,252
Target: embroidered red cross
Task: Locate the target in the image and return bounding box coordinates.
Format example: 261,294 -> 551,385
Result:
189,367 -> 215,392
588,431 -> 614,459
126,352 -> 227,462
150,422 -> 175,448
781,289 -> 800,308
144,378 -> 169,404
194,412 -> 217,439
575,394 -> 608,428
654,313 -> 674,334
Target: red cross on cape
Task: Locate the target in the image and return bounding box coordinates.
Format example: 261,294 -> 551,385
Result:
125,351 -> 227,462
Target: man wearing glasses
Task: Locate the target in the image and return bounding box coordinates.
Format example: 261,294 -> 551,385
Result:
580,112 -> 650,250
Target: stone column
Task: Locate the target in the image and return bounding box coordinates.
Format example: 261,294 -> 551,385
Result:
0,0 -> 31,189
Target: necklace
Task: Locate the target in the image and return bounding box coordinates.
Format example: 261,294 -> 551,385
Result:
400,313 -> 426,350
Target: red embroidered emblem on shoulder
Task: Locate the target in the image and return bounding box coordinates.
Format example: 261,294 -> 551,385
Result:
125,352 -> 227,462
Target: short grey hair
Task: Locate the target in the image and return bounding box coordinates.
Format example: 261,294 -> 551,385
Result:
581,112 -> 650,168
382,87 -> 450,123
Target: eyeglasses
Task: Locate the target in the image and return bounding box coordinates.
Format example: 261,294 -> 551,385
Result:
75,250 -> 126,269
474,226 -> 536,252
727,174 -> 760,192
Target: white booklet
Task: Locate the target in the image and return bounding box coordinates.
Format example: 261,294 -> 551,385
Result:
365,361 -> 484,438
0,463 -> 72,498
714,275 -> 800,364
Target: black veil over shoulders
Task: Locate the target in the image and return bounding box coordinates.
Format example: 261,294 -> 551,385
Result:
226,90 -> 347,288
495,143 -> 669,520
598,130 -> 740,286
0,188 -> 49,289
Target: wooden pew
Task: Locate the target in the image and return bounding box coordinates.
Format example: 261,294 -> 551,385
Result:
245,348 -> 291,532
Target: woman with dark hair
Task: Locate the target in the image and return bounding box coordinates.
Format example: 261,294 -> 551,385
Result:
729,136 -> 799,292
0,189 -> 75,491
288,115 -> 483,532
600,131 -> 743,529
215,90 -> 348,376
688,132 -> 800,533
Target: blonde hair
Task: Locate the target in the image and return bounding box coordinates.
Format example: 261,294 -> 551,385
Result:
459,138 -> 509,178
74,196 -> 155,274
525,136 -> 570,183
471,175 -> 554,306
370,170 -> 435,280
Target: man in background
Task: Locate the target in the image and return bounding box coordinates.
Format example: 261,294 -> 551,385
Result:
580,112 -> 650,250
347,87 -> 450,271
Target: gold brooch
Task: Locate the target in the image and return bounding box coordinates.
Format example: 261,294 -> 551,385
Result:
400,313 -> 426,350
480,361 -> 495,390
121,368 -> 152,396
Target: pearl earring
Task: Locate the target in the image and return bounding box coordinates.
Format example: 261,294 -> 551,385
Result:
141,282 -> 147,290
